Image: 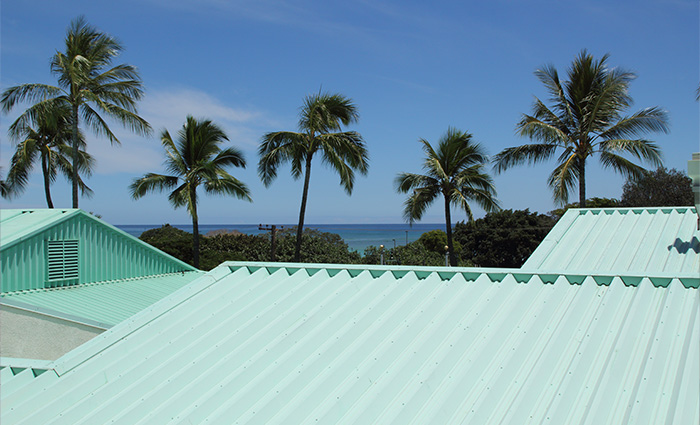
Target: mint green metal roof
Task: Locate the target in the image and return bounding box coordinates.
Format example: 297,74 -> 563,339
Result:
3,263 -> 697,424
1,209 -> 197,292
0,209 -> 77,247
1,271 -> 204,328
524,206 -> 700,275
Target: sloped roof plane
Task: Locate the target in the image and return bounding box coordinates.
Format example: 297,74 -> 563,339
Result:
1,271 -> 203,328
524,207 -> 700,275
2,263 -> 698,424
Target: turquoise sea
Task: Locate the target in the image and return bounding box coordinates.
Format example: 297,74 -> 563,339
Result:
116,223 -> 445,253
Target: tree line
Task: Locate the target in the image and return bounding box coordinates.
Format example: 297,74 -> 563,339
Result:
2,17 -> 691,268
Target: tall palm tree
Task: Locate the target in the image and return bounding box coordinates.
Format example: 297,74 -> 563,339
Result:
258,92 -> 369,262
396,128 -> 500,266
493,50 -> 668,207
1,16 -> 151,208
5,101 -> 94,208
130,116 -> 251,268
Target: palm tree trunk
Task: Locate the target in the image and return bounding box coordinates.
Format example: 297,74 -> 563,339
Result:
191,189 -> 200,269
444,192 -> 456,266
41,154 -> 54,209
578,155 -> 586,208
71,103 -> 79,209
294,154 -> 313,262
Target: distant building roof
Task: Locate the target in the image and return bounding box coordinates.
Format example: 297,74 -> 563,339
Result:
524,206 -> 699,275
2,263 -> 697,424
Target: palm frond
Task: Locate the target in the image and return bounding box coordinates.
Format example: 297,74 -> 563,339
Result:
402,187 -> 440,224
317,131 -> 369,173
82,91 -> 151,136
395,172 -> 439,194
211,147 -> 247,169
1,84 -> 64,113
203,174 -> 252,201
167,183 -> 191,211
597,107 -> 669,140
6,139 -> 39,193
160,129 -> 188,177
129,173 -> 179,199
598,151 -> 648,182
299,92 -> 359,133
597,138 -> 663,168
319,144 -> 356,194
534,63 -> 575,121
79,102 -> 120,144
547,154 -> 579,205
492,143 -> 559,173
516,114 -> 570,145
258,131 -> 307,185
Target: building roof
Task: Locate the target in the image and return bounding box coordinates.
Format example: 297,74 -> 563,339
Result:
1,271 -> 204,328
524,206 -> 700,275
2,263 -> 698,424
1,209 -> 197,293
0,209 -> 85,248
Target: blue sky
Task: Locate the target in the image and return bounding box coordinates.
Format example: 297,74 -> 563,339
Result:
1,0 -> 698,225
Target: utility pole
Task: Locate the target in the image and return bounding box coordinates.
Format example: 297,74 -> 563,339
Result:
259,224 -> 281,262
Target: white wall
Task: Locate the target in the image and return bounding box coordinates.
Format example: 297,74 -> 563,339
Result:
0,305 -> 104,360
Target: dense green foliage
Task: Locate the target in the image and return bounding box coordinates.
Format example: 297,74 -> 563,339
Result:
396,128 -> 499,266
621,167 -> 693,207
363,241 -> 450,267
493,50 -> 668,207
274,228 -> 362,264
417,230 -> 461,256
140,225 -> 197,265
453,209 -> 556,268
259,92 -> 369,262
363,229 -> 470,267
139,225 -> 361,270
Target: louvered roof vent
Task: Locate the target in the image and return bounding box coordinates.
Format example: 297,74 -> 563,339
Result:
47,240 -> 79,283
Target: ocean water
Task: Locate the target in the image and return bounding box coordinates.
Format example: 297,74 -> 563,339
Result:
116,223 -> 445,253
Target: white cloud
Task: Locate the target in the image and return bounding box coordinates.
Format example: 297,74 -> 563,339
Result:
141,88 -> 259,129
87,87 -> 271,175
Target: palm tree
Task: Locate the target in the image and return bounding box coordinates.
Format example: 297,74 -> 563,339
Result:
1,16 -> 151,208
130,116 -> 251,268
5,101 -> 94,208
258,92 -> 369,262
396,128 -> 500,266
493,50 -> 668,207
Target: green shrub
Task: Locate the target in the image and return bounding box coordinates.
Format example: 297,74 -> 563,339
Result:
139,225 -> 361,269
454,209 -> 555,268
139,225 -> 194,265
418,229 -> 461,255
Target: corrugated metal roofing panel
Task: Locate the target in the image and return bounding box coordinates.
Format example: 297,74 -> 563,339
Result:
0,209 -> 197,292
524,207 -> 700,275
1,271 -> 204,327
2,263 -> 697,424
0,209 -> 78,247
